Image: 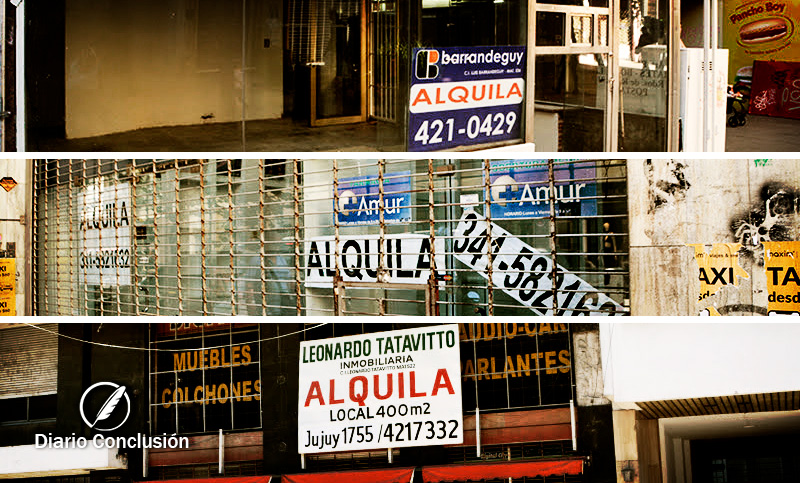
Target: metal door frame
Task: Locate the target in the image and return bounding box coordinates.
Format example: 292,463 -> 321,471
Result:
529,0 -> 618,151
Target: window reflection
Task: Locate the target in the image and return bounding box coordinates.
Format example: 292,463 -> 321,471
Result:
571,15 -> 593,45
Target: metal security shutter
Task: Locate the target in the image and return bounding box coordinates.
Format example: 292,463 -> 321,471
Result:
33,160 -> 630,316
0,324 -> 58,397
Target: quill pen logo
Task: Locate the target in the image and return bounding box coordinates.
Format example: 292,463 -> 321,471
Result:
79,382 -> 131,431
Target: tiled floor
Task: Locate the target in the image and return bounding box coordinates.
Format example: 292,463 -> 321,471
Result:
32,118 -> 396,153
30,112 -> 800,153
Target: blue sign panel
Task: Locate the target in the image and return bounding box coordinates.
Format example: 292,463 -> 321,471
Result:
335,171 -> 412,225
486,160 -> 598,219
409,46 -> 526,152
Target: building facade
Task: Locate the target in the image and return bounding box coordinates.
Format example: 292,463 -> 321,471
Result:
601,323 -> 800,483
31,159 -> 630,317
1,159 -> 798,317
15,0 -> 675,152
0,322 -> 616,483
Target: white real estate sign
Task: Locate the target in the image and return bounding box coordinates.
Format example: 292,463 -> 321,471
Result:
298,325 -> 463,453
78,182 -> 132,286
304,234 -> 445,288
453,209 -> 623,315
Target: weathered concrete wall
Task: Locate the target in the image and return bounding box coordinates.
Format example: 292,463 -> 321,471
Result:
628,159 -> 800,316
0,161 -> 31,316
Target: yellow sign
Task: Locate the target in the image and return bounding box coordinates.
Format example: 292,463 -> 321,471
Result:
0,177 -> 17,192
0,258 -> 16,316
724,0 -> 800,79
688,243 -> 750,301
763,241 -> 800,314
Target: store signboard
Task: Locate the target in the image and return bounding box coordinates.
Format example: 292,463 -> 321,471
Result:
335,171 -> 412,226
486,160 -> 597,219
78,182 -> 132,286
763,241 -> 800,314
723,0 -> 800,80
298,325 -> 463,453
304,234 -> 445,288
409,46 -> 526,151
453,210 -> 623,315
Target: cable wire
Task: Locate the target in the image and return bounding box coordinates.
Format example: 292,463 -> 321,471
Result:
21,322 -> 329,352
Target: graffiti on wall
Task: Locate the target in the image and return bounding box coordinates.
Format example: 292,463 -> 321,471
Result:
729,182 -> 800,264
645,160 -> 691,213
691,179 -> 800,315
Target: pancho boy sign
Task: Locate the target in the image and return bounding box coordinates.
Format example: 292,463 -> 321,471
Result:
298,325 -> 463,453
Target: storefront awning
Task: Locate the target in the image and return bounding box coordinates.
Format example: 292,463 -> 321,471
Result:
154,477 -> 271,483
283,468 -> 414,483
422,459 -> 583,482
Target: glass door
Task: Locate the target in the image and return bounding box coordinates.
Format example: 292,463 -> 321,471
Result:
533,1 -> 614,151
309,0 -> 367,126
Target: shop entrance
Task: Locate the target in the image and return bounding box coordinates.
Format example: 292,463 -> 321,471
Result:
287,0 -> 368,127
308,0 -> 367,126
533,2 -> 614,151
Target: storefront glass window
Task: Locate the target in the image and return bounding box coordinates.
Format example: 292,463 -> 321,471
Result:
617,0 -> 669,150
535,54 -> 609,151
150,323 -> 262,435
26,0 -> 528,152
532,0 -> 614,151
302,322 -> 574,412
34,160 -> 629,317
459,322 -> 573,410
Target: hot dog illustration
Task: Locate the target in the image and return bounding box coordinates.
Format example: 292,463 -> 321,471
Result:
739,17 -> 789,44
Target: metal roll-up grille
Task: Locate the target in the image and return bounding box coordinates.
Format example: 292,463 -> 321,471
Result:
0,324 -> 58,397
33,160 -> 629,316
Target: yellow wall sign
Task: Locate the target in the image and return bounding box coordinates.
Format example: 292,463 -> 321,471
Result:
0,258 -> 15,316
724,0 -> 800,79
763,241 -> 800,314
688,243 -> 750,301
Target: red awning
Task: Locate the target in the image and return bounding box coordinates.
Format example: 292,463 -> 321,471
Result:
148,477 -> 271,483
422,459 -> 583,482
283,467 -> 415,483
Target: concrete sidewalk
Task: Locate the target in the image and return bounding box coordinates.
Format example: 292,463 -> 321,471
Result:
725,114 -> 800,152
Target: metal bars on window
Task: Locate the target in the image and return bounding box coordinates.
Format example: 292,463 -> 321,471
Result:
149,324 -> 262,435
33,160 -> 629,316
368,0 -> 398,122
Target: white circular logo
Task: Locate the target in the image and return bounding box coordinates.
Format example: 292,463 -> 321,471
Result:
79,382 -> 131,431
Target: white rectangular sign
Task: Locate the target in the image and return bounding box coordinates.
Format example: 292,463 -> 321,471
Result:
304,234 -> 445,288
298,325 -> 463,453
78,183 -> 132,286
453,209 -> 623,315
